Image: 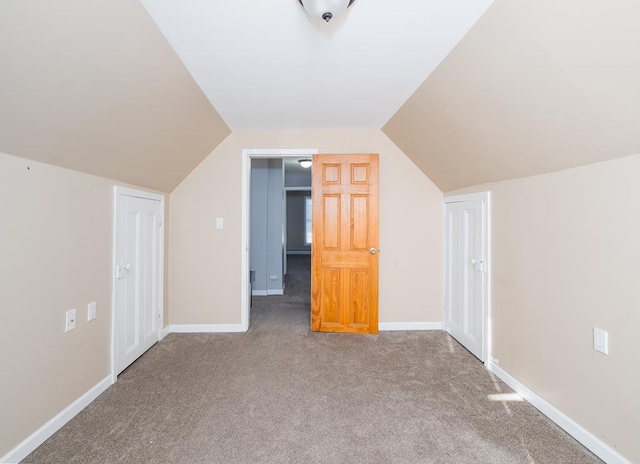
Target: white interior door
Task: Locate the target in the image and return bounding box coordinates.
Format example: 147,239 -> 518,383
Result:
115,189 -> 163,375
444,193 -> 488,362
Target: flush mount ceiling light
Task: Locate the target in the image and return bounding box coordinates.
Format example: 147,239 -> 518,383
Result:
298,0 -> 356,22
299,159 -> 313,169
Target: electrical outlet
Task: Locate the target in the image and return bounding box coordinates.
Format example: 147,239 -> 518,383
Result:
65,309 -> 76,332
87,302 -> 96,321
593,328 -> 609,354
216,218 -> 223,229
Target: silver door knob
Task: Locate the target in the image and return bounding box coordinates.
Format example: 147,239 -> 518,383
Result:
369,248 -> 377,255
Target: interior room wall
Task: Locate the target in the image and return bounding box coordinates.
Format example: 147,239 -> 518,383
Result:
0,152 -> 169,459
250,159 -> 285,295
382,0 -> 640,193
448,153 -> 640,463
284,167 -> 312,188
284,163 -> 312,254
168,130 -> 443,326
0,0 -> 230,193
265,159 -> 284,294
250,159 -> 269,293
286,191 -> 311,253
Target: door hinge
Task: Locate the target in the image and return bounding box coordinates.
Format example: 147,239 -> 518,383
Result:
158,220 -> 163,227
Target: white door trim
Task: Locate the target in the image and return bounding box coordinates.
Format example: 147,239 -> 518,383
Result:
111,186 -> 165,383
443,191 -> 491,365
241,148 -> 318,331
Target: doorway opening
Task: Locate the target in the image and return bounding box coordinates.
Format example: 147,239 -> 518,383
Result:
241,149 -> 318,331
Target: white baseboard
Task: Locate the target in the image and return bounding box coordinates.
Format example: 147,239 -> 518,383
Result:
168,323 -> 441,333
489,364 -> 630,464
0,375 -> 112,464
267,289 -> 284,296
379,322 -> 443,331
252,290 -> 267,296
161,325 -> 171,338
167,324 -> 245,333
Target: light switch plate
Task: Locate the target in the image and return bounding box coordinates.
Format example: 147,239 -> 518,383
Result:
87,302 -> 96,321
216,218 -> 223,229
65,309 -> 76,332
593,327 -> 608,354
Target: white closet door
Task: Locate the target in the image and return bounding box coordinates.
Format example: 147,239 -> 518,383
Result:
115,192 -> 162,375
444,195 -> 487,362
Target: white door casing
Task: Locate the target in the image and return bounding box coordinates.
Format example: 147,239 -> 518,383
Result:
444,192 -> 490,363
241,149 -> 318,331
113,187 -> 164,377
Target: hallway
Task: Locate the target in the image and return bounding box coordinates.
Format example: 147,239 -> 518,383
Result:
249,254 -> 311,334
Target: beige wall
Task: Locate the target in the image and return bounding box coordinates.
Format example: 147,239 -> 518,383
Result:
383,0 -> 640,192
169,130 -> 443,325
4,130 -> 636,461
0,152 -> 111,456
0,0 -> 230,193
449,154 -> 640,462
0,152 -> 168,458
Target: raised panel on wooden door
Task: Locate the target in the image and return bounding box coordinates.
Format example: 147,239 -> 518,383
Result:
323,164 -> 341,184
323,195 -> 341,249
350,164 -> 369,185
349,269 -> 370,326
321,268 -> 341,325
351,195 -> 369,251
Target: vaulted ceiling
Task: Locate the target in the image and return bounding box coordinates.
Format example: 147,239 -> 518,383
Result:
0,0 -> 230,192
383,0 -> 640,192
0,0 -> 638,193
138,0 -> 493,131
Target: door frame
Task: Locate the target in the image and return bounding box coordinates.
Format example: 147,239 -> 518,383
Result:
111,186 -> 165,383
241,148 -> 318,331
443,191 -> 491,366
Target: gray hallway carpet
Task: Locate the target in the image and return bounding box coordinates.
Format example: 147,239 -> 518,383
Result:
25,256 -> 600,463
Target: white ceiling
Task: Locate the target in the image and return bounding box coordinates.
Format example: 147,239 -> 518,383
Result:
139,0 -> 494,131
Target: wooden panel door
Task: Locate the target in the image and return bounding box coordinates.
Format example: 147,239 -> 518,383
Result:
311,154 -> 379,334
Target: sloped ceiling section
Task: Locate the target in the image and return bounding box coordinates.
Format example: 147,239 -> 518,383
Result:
0,0 -> 230,192
139,0 -> 494,131
383,0 -> 640,192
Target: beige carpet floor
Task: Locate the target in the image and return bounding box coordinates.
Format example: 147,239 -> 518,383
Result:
24,256 -> 600,463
